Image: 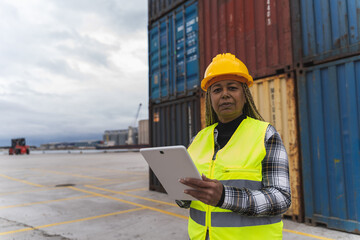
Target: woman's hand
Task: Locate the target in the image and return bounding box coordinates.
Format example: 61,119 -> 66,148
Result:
179,174 -> 223,206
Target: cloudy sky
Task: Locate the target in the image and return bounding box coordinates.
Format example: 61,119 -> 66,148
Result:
0,0 -> 148,146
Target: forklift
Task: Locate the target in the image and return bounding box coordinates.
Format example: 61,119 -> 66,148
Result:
9,138 -> 30,155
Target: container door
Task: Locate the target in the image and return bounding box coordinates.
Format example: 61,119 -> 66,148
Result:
297,55 -> 360,233
174,1 -> 199,96
150,95 -> 201,147
149,26 -> 160,101
149,1 -> 199,103
251,74 -> 302,222
295,0 -> 360,64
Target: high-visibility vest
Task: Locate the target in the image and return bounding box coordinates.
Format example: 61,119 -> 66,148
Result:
187,117 -> 283,240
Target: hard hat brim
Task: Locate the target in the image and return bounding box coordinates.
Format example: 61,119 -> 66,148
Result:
201,73 -> 253,91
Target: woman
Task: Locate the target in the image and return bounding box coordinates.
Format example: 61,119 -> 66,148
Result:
178,53 -> 291,240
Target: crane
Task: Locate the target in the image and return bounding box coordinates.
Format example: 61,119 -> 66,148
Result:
133,103 -> 142,127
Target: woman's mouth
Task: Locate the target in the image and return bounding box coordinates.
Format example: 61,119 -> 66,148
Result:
219,102 -> 233,108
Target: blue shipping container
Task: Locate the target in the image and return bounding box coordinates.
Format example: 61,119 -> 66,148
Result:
297,55 -> 360,233
293,0 -> 360,64
148,0 -> 187,23
148,1 -> 199,103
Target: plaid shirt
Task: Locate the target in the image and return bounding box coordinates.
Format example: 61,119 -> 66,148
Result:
176,124 -> 291,216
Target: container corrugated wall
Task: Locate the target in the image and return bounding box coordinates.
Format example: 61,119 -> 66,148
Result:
297,55 -> 360,234
148,0 -> 200,103
251,74 -> 303,222
292,0 -> 360,65
198,0 -> 293,79
149,95 -> 201,192
148,0 -> 186,23
150,95 -> 201,147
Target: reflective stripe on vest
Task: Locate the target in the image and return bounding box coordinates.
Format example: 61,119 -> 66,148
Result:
190,208 -> 281,227
187,117 -> 283,240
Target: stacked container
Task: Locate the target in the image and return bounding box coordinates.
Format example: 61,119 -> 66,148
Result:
148,0 -> 360,233
148,0 -> 202,192
291,0 -> 360,234
198,0 -> 293,79
197,0 -> 303,222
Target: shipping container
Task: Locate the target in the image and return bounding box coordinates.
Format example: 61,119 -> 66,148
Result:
291,0 -> 360,66
297,55 -> 360,234
138,119 -> 150,145
198,0 -> 293,80
251,74 -> 303,222
149,95 -> 201,192
148,0 -> 186,24
150,95 -> 201,147
148,0 -> 200,103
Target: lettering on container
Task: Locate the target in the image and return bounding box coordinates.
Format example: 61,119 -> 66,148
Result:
186,18 -> 195,27
270,87 -> 276,125
187,47 -> 196,55
267,0 -> 272,26
189,55 -> 197,62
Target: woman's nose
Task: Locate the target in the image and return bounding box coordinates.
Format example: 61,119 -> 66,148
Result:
221,88 -> 230,98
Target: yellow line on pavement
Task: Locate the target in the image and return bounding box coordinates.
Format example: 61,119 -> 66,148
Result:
0,187 -> 58,197
30,169 -> 110,181
86,185 -> 178,207
69,186 -> 188,220
83,186 -> 335,239
0,195 -> 91,210
0,175 -> 335,240
0,174 -> 44,187
73,166 -> 147,176
283,229 -> 335,240
123,187 -> 148,193
90,177 -> 144,187
0,207 -> 144,236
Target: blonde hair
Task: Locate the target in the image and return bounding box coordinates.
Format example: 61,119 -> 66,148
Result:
205,83 -> 264,126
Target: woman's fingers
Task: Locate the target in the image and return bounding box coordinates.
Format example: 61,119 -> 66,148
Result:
179,177 -> 223,206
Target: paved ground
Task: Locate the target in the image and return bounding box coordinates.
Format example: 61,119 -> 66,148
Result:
0,151 -> 358,240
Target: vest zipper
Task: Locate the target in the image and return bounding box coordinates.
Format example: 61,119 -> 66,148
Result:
206,144 -> 220,233
205,128 -> 220,234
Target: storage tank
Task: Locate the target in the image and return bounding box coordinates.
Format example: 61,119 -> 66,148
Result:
103,130 -> 128,146
126,126 -> 138,145
297,55 -> 360,234
138,119 -> 150,145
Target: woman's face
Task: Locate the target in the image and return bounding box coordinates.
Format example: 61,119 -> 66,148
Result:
209,80 -> 246,123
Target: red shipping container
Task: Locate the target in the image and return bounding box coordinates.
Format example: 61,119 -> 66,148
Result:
198,0 -> 293,79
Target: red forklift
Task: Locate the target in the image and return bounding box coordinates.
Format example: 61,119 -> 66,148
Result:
9,138 -> 30,155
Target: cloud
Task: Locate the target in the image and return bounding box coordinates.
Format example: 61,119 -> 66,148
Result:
0,0 -> 148,146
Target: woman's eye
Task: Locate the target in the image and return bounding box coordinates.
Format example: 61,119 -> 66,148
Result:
212,88 -> 221,93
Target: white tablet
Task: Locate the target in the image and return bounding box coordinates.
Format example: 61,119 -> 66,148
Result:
140,145 -> 201,200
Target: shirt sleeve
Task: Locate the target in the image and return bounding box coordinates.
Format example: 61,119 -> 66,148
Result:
220,125 -> 291,216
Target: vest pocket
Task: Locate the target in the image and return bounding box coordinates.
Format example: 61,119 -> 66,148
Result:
222,167 -> 259,173
221,167 -> 261,182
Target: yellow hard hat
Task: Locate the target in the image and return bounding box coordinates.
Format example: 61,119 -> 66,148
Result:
201,53 -> 253,91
